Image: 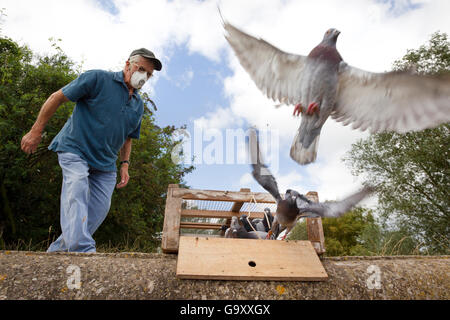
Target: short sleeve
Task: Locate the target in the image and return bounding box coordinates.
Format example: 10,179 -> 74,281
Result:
62,70 -> 98,102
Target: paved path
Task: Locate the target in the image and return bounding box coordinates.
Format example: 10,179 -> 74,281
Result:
0,251 -> 448,299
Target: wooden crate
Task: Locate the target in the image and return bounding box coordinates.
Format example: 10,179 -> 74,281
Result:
161,185 -> 326,255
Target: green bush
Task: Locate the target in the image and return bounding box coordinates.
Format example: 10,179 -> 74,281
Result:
0,36 -> 194,252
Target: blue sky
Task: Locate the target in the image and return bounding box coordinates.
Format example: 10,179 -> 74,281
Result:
153,46 -> 232,129
153,45 -> 246,191
150,43 -> 316,193
2,0 -> 449,204
376,0 -> 423,16
95,0 -> 120,15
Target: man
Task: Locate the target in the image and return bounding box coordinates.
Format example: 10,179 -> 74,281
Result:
20,48 -> 162,253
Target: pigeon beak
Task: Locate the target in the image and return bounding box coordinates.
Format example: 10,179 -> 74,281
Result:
335,30 -> 341,37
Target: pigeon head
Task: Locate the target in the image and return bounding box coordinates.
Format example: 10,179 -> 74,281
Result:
230,216 -> 240,237
281,190 -> 301,213
285,189 -> 301,201
322,28 -> 341,44
231,216 -> 239,226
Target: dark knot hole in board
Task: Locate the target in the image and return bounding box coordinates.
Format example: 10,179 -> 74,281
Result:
248,261 -> 256,267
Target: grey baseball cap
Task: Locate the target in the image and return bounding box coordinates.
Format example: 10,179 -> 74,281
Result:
129,48 -> 162,71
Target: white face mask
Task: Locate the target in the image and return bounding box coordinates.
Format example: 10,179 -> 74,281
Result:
130,70 -> 148,90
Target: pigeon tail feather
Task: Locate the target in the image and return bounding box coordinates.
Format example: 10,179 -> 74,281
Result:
290,132 -> 320,165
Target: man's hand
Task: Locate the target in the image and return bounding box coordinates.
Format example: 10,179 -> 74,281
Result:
21,129 -> 43,154
20,90 -> 69,155
116,164 -> 130,189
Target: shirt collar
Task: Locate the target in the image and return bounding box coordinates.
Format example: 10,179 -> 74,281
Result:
113,71 -> 139,98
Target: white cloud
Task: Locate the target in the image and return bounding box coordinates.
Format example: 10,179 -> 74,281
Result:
193,107 -> 243,131
1,0 -> 225,71
276,171 -> 306,194
238,169 -> 305,195
214,0 -> 450,207
3,0 -> 449,207
239,172 -> 254,187
168,66 -> 194,90
3,0 -> 449,73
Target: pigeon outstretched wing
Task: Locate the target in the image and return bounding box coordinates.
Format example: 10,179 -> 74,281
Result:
248,128 -> 282,202
333,63 -> 450,133
297,185 -> 375,218
224,22 -> 308,105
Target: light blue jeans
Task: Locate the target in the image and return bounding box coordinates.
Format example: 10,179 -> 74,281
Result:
47,152 -> 117,253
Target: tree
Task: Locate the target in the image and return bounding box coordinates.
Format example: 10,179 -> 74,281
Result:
0,36 -> 77,246
288,208 -> 377,256
0,35 -> 194,251
356,222 -> 422,256
344,32 -> 450,254
321,208 -> 377,256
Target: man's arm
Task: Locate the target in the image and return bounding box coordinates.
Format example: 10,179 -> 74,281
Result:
21,89 -> 69,154
116,138 -> 132,189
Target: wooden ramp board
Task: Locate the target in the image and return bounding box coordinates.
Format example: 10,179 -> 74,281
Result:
176,237 -> 328,281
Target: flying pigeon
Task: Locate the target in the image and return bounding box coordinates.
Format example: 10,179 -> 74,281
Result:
224,21 -> 450,165
248,128 -> 375,239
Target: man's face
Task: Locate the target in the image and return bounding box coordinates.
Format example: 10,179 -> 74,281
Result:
124,56 -> 155,89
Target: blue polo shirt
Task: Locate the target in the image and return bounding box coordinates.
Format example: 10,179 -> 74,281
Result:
48,70 -> 144,172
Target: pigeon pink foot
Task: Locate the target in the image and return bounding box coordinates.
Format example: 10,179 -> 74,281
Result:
306,102 -> 320,115
293,103 -> 303,116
